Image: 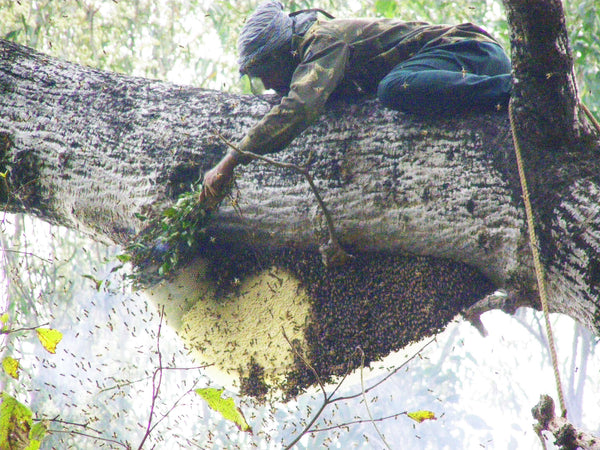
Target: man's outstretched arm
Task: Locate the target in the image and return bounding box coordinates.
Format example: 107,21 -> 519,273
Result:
199,152 -> 238,206
200,29 -> 350,204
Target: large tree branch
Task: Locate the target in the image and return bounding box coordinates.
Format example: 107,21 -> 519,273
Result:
502,0 -> 600,332
0,39 -> 524,280
0,38 -> 536,395
1,36 -> 599,334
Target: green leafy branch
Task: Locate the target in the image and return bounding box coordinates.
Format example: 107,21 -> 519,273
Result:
125,118 -> 355,285
125,181 -> 226,284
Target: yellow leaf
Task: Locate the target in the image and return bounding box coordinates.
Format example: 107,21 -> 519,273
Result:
407,410 -> 437,423
36,328 -> 63,354
2,357 -> 19,379
195,388 -> 252,432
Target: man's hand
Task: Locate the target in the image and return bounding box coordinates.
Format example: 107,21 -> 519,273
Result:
199,152 -> 238,208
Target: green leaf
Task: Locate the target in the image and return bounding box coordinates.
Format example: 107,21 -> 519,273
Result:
158,262 -> 171,276
26,421 -> 48,450
374,0 -> 399,18
162,207 -> 177,218
195,388 -> 252,433
115,254 -> 131,263
0,392 -> 33,449
25,440 -> 41,450
82,274 -> 103,291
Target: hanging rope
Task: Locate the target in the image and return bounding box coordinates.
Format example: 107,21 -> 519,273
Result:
581,102 -> 600,135
508,101 -> 567,417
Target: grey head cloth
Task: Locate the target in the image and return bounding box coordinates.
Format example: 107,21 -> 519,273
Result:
237,1 -> 323,76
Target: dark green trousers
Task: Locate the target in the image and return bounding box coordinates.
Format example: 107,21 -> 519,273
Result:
377,40 -> 512,114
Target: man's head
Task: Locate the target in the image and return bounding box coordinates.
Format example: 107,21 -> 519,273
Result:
238,1 -> 316,95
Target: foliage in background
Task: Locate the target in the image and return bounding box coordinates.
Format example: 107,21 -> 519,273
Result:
0,215 -> 121,447
0,0 -> 238,90
565,0 -> 600,113
1,0 -> 596,114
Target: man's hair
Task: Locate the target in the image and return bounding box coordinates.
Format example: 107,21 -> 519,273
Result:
238,1 -> 317,76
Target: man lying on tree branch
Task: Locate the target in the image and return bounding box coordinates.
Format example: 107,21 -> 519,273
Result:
200,1 -> 512,203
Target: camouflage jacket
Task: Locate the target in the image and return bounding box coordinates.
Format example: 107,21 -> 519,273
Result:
236,18 -> 501,161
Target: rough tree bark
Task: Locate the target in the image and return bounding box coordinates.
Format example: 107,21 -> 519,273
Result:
1,0 -> 599,396
0,38 -> 518,266
0,39 -> 526,284
502,0 -> 600,331
533,395 -> 600,450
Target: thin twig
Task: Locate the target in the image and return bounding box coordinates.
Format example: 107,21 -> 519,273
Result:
137,305 -> 165,450
309,411 -> 408,433
281,327 -> 326,400
43,417 -> 103,435
214,130 -> 352,266
282,335 -> 359,450
325,350 -> 361,401
48,429 -> 130,449
332,336 -> 437,403
44,412 -> 130,448
580,102 -> 600,134
283,399 -> 330,450
215,130 -> 306,172
283,337 -> 437,448
535,426 -> 549,450
99,366 -> 211,394
358,346 -> 392,450
1,249 -> 53,263
1,322 -> 51,334
147,383 -> 200,436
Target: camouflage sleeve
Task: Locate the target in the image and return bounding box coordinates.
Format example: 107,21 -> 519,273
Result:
234,30 -> 350,162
